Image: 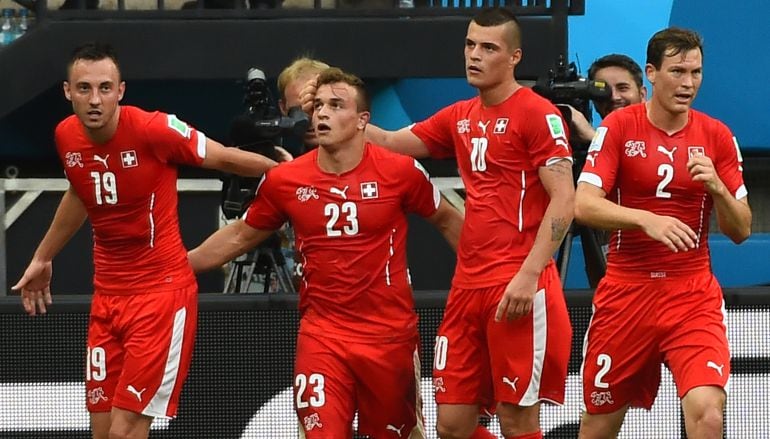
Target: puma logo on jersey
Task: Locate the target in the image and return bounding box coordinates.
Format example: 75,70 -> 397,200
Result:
330,186 -> 349,200
586,153 -> 597,167
502,376 -> 519,392
93,154 -> 109,169
386,424 -> 405,437
126,385 -> 146,402
657,145 -> 677,162
478,120 -> 491,135
706,361 -> 724,377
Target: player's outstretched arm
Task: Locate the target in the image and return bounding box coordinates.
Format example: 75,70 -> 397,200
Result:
188,220 -> 274,273
575,182 -> 697,253
426,197 -> 464,251
201,138 -> 278,177
687,155 -> 751,244
13,187 -> 87,316
496,159 -> 575,322
365,124 -> 431,158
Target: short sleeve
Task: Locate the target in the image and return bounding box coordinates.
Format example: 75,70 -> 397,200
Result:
146,112 -> 207,167
522,101 -> 572,168
713,122 -> 748,200
577,113 -> 623,193
243,171 -> 287,231
411,104 -> 457,159
401,158 -> 440,218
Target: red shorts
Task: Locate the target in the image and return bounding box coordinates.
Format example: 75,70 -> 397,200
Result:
433,262 -> 572,410
582,271 -> 729,414
294,332 -> 425,438
85,285 -> 198,419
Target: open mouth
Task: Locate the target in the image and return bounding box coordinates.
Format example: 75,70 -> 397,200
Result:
316,123 -> 331,134
467,65 -> 482,74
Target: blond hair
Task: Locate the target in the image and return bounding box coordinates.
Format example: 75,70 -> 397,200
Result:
277,57 -> 330,100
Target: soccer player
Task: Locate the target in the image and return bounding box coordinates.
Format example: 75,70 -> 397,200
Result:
188,67 -> 463,438
575,28 -> 751,438
356,7 -> 575,439
13,42 -> 276,439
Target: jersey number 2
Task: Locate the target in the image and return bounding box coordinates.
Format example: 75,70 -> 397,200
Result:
656,164 -> 673,198
90,171 -> 118,205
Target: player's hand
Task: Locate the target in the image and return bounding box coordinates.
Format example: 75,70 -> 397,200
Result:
688,155 -> 725,196
12,260 -> 53,316
298,77 -> 319,116
640,212 -> 697,253
495,270 -> 539,322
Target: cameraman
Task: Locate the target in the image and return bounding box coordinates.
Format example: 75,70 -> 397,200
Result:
277,57 -> 330,156
570,54 -> 647,143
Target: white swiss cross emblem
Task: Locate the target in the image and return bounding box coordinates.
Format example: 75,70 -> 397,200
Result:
493,118 -> 509,134
121,150 -> 138,168
360,181 -> 379,199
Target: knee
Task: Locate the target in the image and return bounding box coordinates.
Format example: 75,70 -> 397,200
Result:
436,420 -> 476,439
108,432 -> 132,439
695,406 -> 724,434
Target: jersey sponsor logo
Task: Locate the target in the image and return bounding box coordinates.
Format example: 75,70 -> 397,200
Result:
121,150 -> 139,168
502,376 -> 519,392
432,376 -> 446,393
493,118 -> 509,134
688,146 -> 705,159
657,145 -> 677,162
546,114 -> 566,139
126,385 -> 146,402
93,154 -> 109,169
590,390 -> 614,407
65,152 -> 84,168
624,140 -> 647,158
706,361 -> 725,377
588,126 -> 608,153
329,186 -> 349,200
413,159 -> 430,180
87,386 -> 108,405
477,119 -> 491,135
167,114 -> 192,139
296,186 -> 319,203
456,119 -> 470,134
386,424 -> 406,437
303,412 -> 323,431
360,182 -> 379,199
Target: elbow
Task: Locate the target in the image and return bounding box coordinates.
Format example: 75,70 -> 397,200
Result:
729,224 -> 752,245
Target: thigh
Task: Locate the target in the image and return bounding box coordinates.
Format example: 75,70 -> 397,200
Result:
294,333 -> 355,438
433,287 -> 492,410
113,285 -> 198,419
488,263 -> 572,406
355,338 -> 425,439
582,278 -> 661,414
661,273 -> 730,399
86,294 -> 124,413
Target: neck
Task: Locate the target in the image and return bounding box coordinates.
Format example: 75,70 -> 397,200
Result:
317,136 -> 366,175
646,101 -> 689,135
479,80 -> 520,107
85,106 -> 121,144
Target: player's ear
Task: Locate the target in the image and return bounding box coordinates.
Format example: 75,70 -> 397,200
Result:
63,81 -> 72,101
118,81 -> 126,101
510,48 -> 522,69
645,64 -> 656,86
357,111 -> 370,130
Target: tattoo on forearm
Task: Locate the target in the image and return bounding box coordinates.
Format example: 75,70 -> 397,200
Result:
546,160 -> 572,176
551,217 -> 569,242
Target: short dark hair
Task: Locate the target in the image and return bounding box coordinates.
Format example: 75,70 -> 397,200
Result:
471,7 -> 521,49
646,27 -> 703,69
588,54 -> 644,88
316,67 -> 370,112
67,42 -> 121,80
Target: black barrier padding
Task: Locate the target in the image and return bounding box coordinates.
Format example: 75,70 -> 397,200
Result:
0,296 -> 768,438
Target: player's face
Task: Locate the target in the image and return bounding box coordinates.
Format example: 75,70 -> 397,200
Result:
646,47 -> 702,115
464,21 -> 521,90
64,58 -> 124,136
312,82 -> 369,149
593,66 -> 646,119
281,74 -> 317,147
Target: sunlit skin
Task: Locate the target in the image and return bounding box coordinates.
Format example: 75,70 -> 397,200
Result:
312,83 -> 369,153
464,21 -> 522,106
63,58 -> 125,144
646,47 -> 703,131
593,65 -> 647,119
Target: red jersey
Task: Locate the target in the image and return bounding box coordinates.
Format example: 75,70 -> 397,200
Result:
244,143 -> 439,343
55,106 -> 206,293
577,103 -> 747,279
411,87 -> 571,288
